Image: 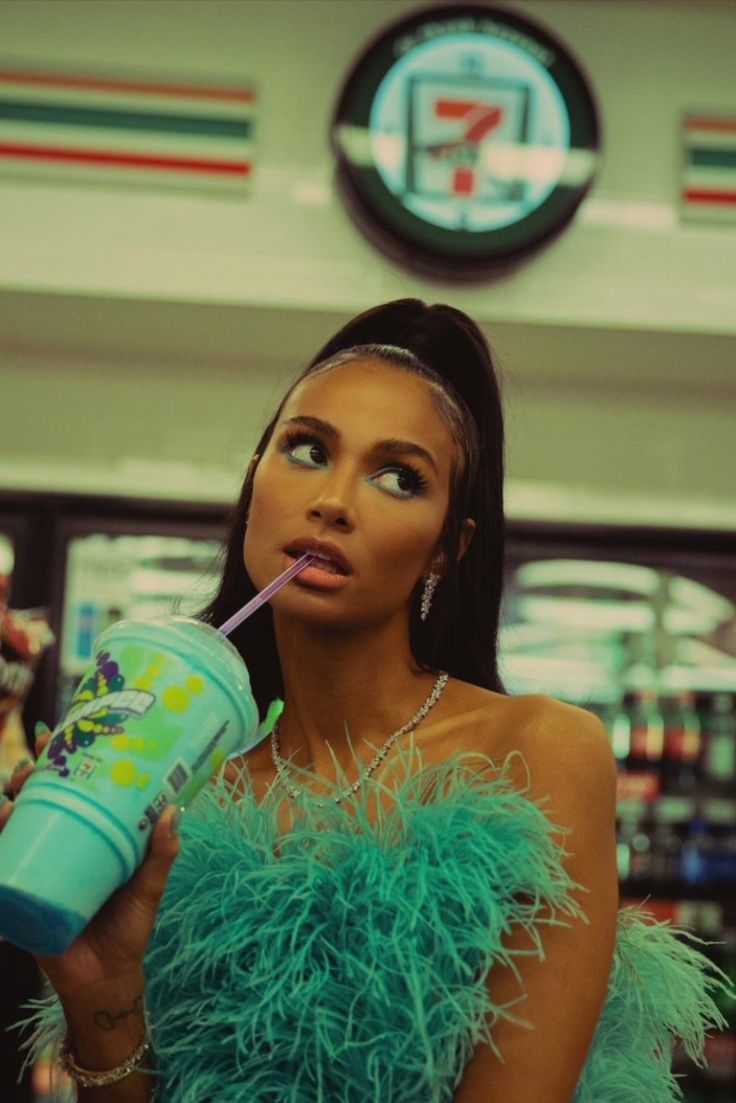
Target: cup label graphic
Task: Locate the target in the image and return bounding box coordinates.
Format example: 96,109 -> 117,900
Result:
0,616 -> 256,955
43,642 -> 235,828
47,650 -> 156,778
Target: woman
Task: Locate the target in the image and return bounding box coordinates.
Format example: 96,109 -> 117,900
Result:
5,300 -> 726,1101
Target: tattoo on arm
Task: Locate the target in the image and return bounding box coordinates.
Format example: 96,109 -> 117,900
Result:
93,994 -> 144,1032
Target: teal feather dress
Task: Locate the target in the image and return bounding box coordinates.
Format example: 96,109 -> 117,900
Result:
20,739 -> 728,1102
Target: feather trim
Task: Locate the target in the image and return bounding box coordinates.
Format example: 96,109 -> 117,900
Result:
14,738 -> 730,1102
14,993 -> 71,1103
574,907 -> 729,1103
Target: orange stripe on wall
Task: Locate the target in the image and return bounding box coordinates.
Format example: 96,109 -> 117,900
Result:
0,68 -> 255,104
682,187 -> 736,205
0,141 -> 251,175
684,117 -> 736,134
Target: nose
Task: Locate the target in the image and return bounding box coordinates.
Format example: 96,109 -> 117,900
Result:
307,495 -> 353,531
306,478 -> 355,532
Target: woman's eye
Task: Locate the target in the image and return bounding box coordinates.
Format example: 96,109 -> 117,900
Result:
284,436 -> 326,467
372,467 -> 425,499
281,433 -> 426,498
297,443 -> 324,465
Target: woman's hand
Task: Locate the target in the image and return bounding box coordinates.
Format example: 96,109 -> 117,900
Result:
0,723 -> 181,1000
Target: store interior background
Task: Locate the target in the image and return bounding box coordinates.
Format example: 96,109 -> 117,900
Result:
1,1 -> 735,1101
1,0 -> 735,525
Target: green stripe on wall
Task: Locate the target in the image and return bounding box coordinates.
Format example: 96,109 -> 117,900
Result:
689,147 -> 736,169
0,98 -> 251,138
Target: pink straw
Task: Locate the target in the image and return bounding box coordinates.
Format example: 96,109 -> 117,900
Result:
217,554 -> 315,636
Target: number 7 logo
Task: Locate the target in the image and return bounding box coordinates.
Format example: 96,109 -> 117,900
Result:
429,100 -> 505,195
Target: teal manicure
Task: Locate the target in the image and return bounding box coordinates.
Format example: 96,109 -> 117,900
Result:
34,721 -> 51,736
12,757 -> 31,775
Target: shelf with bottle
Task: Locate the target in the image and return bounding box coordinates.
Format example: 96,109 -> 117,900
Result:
616,799 -> 736,897
682,1089 -> 736,1103
681,1073 -> 736,1103
588,688 -> 736,898
673,927 -> 736,1093
620,901 -> 735,1093
613,913 -> 736,1094
619,896 -> 727,929
602,688 -> 736,801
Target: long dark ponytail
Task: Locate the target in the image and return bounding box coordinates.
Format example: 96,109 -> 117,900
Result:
199,299 -> 507,717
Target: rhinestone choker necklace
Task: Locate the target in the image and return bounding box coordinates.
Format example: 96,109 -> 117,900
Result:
270,671 -> 449,808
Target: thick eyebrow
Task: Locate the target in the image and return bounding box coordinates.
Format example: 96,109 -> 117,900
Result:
281,415 -> 439,476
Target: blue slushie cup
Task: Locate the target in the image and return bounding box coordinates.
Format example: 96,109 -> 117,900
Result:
0,615 -> 258,955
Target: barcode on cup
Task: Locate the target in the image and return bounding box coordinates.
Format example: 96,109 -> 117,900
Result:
138,791 -> 168,832
166,761 -> 190,794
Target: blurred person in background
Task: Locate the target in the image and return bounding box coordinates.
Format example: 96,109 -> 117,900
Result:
0,573 -> 53,1103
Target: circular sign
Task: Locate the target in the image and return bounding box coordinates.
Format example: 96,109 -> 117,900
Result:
331,3 -> 601,279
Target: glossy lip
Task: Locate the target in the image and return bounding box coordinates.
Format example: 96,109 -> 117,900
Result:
286,556 -> 352,592
283,536 -> 353,575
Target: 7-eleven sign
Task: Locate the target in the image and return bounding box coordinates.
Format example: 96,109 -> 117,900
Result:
430,100 -> 505,195
406,75 -> 531,208
333,2 -> 600,270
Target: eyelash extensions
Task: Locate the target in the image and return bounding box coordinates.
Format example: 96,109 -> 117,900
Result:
280,429 -> 430,499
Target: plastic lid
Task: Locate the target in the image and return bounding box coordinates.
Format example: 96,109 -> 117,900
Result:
94,615 -> 253,728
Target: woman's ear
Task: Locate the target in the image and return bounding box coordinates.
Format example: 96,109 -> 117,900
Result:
458,518 -> 476,563
428,519 -> 475,580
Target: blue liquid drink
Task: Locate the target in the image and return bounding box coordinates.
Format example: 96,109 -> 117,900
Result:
0,616 -> 258,955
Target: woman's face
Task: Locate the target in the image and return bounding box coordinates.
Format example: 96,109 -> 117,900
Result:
243,358 -> 470,629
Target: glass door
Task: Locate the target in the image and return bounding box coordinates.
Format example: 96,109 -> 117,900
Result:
55,525 -> 224,721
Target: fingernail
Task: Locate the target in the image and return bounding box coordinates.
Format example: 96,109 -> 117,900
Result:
34,721 -> 51,737
12,757 -> 31,775
169,808 -> 182,838
0,794 -> 10,808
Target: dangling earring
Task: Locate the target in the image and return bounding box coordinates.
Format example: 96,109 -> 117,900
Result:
420,573 -> 440,621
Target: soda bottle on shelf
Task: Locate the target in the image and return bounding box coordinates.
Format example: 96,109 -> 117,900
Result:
680,817 -> 714,887
628,812 -> 653,881
712,825 -> 736,888
74,600 -> 97,662
616,805 -> 656,884
616,813 -> 635,882
626,688 -> 665,794
661,691 -> 702,795
616,811 -> 652,883
650,819 -> 681,886
704,933 -> 736,1082
607,694 -> 632,769
718,934 -> 736,1032
701,692 -> 736,795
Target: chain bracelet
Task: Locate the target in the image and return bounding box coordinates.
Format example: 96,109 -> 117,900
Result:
57,1027 -> 151,1089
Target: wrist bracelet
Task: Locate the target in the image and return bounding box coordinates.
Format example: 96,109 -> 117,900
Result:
57,1028 -> 151,1088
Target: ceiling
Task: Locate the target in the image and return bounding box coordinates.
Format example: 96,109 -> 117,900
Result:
2,289 -> 734,400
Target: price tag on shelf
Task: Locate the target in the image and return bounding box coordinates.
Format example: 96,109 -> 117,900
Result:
617,772 -> 660,803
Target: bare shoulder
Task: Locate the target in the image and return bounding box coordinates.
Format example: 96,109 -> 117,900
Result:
513,694 -> 613,755
455,688 -> 611,763
441,682 -> 610,756
504,695 -> 618,831
444,686 -> 617,816
450,694 -> 619,1102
